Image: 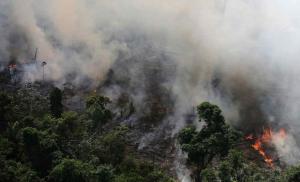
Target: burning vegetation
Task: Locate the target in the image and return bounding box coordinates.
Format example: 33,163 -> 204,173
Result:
246,128 -> 287,168
1,70 -> 300,181
2,1 -> 300,182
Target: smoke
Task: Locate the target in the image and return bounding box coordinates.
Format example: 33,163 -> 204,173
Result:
2,0 -> 300,177
272,130 -> 300,166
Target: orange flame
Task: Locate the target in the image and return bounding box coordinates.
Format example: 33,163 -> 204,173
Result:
251,136 -> 273,167
245,128 -> 287,168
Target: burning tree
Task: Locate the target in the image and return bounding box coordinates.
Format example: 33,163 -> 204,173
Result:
178,102 -> 241,182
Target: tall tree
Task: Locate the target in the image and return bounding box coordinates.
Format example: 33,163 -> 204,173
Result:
178,102 -> 240,182
50,87 -> 63,118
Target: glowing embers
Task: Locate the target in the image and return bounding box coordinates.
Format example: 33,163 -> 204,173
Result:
245,128 -> 287,168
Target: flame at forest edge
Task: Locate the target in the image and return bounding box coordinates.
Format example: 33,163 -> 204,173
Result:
245,128 -> 287,168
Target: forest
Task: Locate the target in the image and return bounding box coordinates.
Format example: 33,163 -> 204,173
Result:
0,83 -> 175,182
2,1 -> 300,181
1,81 -> 300,182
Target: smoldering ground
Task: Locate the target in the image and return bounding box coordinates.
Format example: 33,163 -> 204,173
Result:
2,0 -> 300,178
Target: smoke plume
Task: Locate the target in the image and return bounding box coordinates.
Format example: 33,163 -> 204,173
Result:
2,0 -> 300,177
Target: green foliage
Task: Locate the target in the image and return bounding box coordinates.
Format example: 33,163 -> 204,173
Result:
116,159 -> 174,182
0,154 -> 43,182
178,126 -> 197,144
86,95 -> 112,130
227,149 -> 244,170
56,112 -> 86,141
283,165 -> 300,182
147,170 -> 175,182
50,87 -> 63,118
0,86 -> 180,182
0,91 -> 13,130
0,137 -> 14,157
94,125 -> 128,165
219,160 -> 232,182
201,149 -> 283,182
201,168 -> 218,182
178,102 -> 241,181
48,159 -> 93,182
22,127 -> 39,146
94,165 -> 115,182
3,85 -> 300,182
13,87 -> 49,119
0,89 -> 48,131
197,102 -> 224,126
114,173 -> 144,182
22,127 -> 59,176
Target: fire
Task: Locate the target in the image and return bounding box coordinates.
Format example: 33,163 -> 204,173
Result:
251,136 -> 274,167
245,128 -> 287,168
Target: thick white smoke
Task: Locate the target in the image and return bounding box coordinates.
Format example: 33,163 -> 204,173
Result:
2,0 -> 300,177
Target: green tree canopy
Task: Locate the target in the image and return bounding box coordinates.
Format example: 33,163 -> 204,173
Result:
50,87 -> 63,118
0,92 -> 12,130
86,95 -> 112,130
22,127 -> 59,176
48,159 -> 93,182
178,102 -> 241,182
284,165 -> 300,182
